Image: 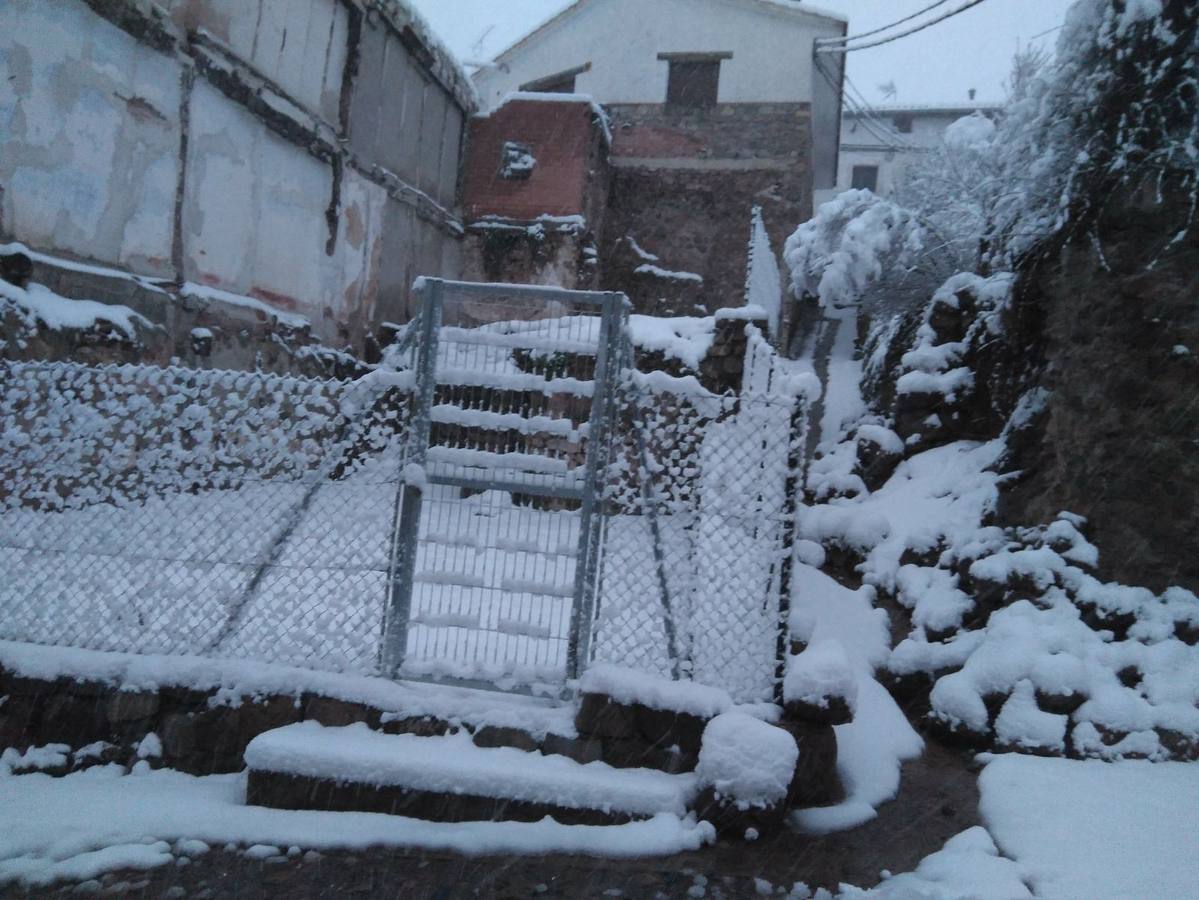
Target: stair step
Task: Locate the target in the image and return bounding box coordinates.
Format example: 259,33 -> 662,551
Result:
431,404 -> 586,440
245,722 -> 698,826
435,368 -> 595,398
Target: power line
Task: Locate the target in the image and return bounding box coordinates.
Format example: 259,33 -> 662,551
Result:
818,0 -> 956,46
816,0 -> 991,54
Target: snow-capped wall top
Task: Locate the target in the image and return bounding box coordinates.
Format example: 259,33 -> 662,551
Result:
579,664 -> 733,718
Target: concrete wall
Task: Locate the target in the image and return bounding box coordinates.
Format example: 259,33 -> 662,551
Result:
0,0 -> 473,361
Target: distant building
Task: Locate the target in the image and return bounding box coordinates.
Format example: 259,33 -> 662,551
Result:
464,0 -> 848,317
824,102 -> 1002,203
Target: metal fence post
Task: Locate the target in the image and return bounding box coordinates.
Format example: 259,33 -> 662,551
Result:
381,279 -> 442,678
566,292 -> 624,681
773,397 -> 807,705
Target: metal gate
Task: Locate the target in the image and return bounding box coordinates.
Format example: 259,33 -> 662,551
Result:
380,279 -> 627,691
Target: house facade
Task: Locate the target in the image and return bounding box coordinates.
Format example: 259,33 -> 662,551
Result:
466,0 -> 847,318
828,103 -> 1002,202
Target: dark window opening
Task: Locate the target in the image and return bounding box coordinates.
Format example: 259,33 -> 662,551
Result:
520,62 -> 591,94
893,114 -> 914,134
851,165 -> 879,192
659,52 -> 731,109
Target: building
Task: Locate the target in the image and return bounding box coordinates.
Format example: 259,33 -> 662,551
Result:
465,0 -> 847,318
827,102 -> 1001,202
0,0 -> 473,371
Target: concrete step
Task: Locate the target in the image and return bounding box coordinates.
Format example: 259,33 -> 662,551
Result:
245,722 -> 698,826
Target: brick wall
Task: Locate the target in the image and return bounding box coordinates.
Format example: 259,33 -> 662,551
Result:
461,99 -> 610,223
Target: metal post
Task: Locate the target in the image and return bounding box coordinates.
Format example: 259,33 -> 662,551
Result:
773,397 -> 807,705
381,279 -> 442,678
566,293 -> 624,681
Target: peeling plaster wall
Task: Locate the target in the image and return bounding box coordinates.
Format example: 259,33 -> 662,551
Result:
0,1 -> 182,278
0,0 -> 471,359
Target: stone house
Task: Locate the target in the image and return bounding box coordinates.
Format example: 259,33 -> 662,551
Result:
465,0 -> 847,319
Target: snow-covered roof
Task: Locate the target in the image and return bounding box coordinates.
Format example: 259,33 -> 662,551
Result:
486,0 -> 846,67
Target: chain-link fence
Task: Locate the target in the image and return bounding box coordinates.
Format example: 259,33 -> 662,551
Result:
1,292 -> 808,702
0,359 -> 412,675
594,324 -> 808,702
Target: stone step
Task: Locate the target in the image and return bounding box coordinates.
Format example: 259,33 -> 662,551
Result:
245,722 -> 698,826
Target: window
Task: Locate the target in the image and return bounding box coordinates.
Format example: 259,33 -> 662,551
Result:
851,165 -> 879,192
659,52 -> 732,109
520,62 -> 591,94
893,114 -> 914,134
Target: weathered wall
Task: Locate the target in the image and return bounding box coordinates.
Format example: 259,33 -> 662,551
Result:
599,103 -> 811,316
0,0 -> 473,362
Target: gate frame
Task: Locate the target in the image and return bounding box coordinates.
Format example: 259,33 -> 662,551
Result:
380,278 -> 629,687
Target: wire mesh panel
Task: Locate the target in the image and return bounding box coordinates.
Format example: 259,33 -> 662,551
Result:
382,279 -> 626,691
594,324 -> 808,702
0,359 -> 413,675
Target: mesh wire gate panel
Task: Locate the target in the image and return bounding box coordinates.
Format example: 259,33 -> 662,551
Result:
0,360 -> 413,675
594,326 -> 808,702
380,280 -> 626,690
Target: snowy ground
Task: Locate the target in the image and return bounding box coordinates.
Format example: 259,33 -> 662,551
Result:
2,752 -> 1196,897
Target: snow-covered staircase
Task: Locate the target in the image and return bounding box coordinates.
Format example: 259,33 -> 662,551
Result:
245,722 -> 698,826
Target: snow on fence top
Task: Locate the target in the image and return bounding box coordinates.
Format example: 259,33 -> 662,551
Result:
744,206 -> 783,337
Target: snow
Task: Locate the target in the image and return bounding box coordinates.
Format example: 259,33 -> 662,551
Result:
245,722 -> 699,817
634,264 -> 704,284
180,282 -> 309,329
579,663 -> 732,719
745,206 -> 783,336
627,314 -> 715,370
0,745 -> 70,777
696,713 -> 797,809
0,640 -> 580,740
0,242 -> 170,294
0,279 -> 152,340
943,112 -> 997,149
788,564 -> 923,834
838,827 -> 1031,900
980,754 -> 1199,900
784,641 -> 859,713
784,191 -> 926,310
0,766 -> 714,887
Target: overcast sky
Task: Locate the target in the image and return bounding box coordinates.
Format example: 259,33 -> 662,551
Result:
412,0 -> 1078,105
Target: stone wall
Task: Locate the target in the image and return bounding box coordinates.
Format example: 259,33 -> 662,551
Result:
599,103 -> 811,316
997,182 -> 1199,594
